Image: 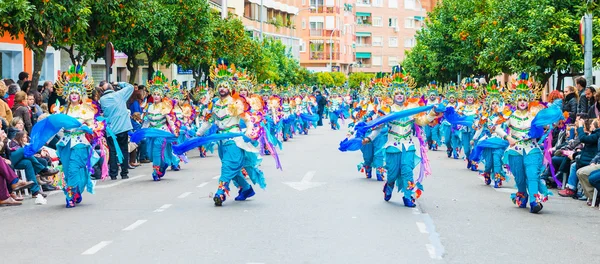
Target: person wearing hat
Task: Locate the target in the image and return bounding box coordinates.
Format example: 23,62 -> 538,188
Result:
441,82 -> 462,159
423,81 -> 442,151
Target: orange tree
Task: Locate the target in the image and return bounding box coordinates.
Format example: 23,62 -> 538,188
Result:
0,0 -> 91,87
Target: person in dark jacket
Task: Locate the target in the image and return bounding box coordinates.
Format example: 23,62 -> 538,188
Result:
559,117 -> 600,197
576,77 -> 589,115
10,91 -> 32,134
315,90 -> 327,126
563,85 -> 578,124
585,86 -> 597,118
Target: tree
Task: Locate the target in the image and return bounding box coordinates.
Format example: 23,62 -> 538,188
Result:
479,0 -> 584,88
348,72 -> 374,88
162,0 -> 213,85
0,0 -> 92,87
330,72 -> 347,87
316,72 -> 334,87
55,0 -> 120,66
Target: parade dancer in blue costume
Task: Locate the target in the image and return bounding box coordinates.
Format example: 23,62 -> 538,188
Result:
441,83 -> 461,158
328,91 -> 343,130
281,92 -> 295,141
471,80 -> 509,188
142,72 -> 179,181
457,78 -> 481,171
362,69 -> 440,207
495,73 -> 553,213
54,65 -> 107,208
196,62 -> 265,206
423,81 -> 442,151
356,82 -> 387,181
192,84 -> 215,158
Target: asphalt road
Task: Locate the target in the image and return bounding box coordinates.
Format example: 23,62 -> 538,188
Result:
1,126 -> 599,264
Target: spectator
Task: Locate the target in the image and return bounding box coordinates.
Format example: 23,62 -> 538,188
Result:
7,83 -> 20,108
0,128 -> 34,206
7,130 -> 58,198
315,90 -> 326,126
11,91 -> 32,134
586,86 -> 598,118
27,92 -> 43,125
547,90 -> 564,108
38,103 -> 50,121
17,72 -> 29,88
559,117 -> 600,197
40,81 -> 53,104
21,81 -> 31,94
99,82 -> 134,180
98,80 -> 110,92
576,77 -> 589,115
563,86 -> 578,123
47,83 -> 65,113
8,117 -> 24,140
0,81 -> 13,123
128,90 -> 144,114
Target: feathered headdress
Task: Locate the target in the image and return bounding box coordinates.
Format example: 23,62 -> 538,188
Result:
147,71 -> 168,96
192,83 -> 210,103
423,80 -> 441,96
445,82 -> 460,99
167,80 -> 184,100
371,72 -> 389,97
236,68 -> 255,93
462,77 -> 479,99
388,66 -> 415,96
258,80 -> 274,96
210,59 -> 236,90
508,72 -> 541,102
56,64 -> 94,99
485,79 -> 505,106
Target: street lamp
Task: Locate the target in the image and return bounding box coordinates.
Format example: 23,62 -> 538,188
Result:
329,24 -> 353,72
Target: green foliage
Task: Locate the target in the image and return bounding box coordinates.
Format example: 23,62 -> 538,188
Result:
348,72 -> 374,88
316,72 -> 335,87
330,72 -> 347,87
0,0 -> 92,87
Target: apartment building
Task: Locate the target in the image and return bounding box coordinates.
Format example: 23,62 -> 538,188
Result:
296,0 -> 356,73
353,0 -> 428,73
242,0 -> 302,59
1,33 -> 60,84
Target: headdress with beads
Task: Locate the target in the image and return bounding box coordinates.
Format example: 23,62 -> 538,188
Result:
209,59 -> 236,90
462,77 -> 479,99
388,66 -> 415,96
445,82 -> 459,99
485,79 -> 505,106
147,71 -> 169,97
422,80 -> 441,97
508,72 -> 541,102
236,69 -> 255,93
167,80 -> 185,101
56,64 -> 94,99
192,83 -> 210,103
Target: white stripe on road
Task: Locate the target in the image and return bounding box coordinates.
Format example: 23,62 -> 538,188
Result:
212,175 -> 220,179
82,241 -> 112,255
95,175 -> 146,189
153,204 -> 172,213
412,208 -> 421,215
197,182 -> 209,188
178,192 -> 193,198
122,220 -> 147,231
416,222 -> 428,234
426,244 -> 441,259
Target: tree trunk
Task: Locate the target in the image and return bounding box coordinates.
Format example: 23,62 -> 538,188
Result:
31,46 -> 48,89
147,62 -> 155,81
126,55 -> 139,84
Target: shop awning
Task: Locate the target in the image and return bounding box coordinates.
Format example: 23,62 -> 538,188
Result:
355,52 -> 371,59
356,32 -> 371,37
356,12 -> 371,17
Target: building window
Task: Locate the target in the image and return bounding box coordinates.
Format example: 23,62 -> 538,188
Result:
39,52 -> 55,83
372,56 -> 382,66
388,56 -> 398,66
373,16 -> 382,27
302,19 -> 306,29
388,37 -> 398,47
404,38 -> 416,48
405,0 -> 416,10
388,0 -> 398,8
405,18 -> 415,28
303,0 -> 306,5
342,45 -> 346,54
300,41 -> 306,52
389,17 -> 398,28
0,50 -> 23,80
373,36 -> 383,46
91,65 -> 106,83
373,0 -> 383,7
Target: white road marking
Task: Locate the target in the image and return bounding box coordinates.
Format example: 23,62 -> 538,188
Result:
212,175 -> 220,179
96,175 -> 146,189
412,208 -> 421,215
197,182 -> 209,188
416,222 -> 428,234
426,244 -> 440,259
283,171 -> 326,191
82,241 -> 112,255
153,204 -> 172,213
178,192 -> 193,198
122,220 -> 147,231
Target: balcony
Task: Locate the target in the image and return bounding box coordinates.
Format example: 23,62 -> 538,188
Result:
353,63 -> 372,68
309,6 -> 340,14
355,43 -> 371,47
309,51 -> 341,60
309,29 -> 341,37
